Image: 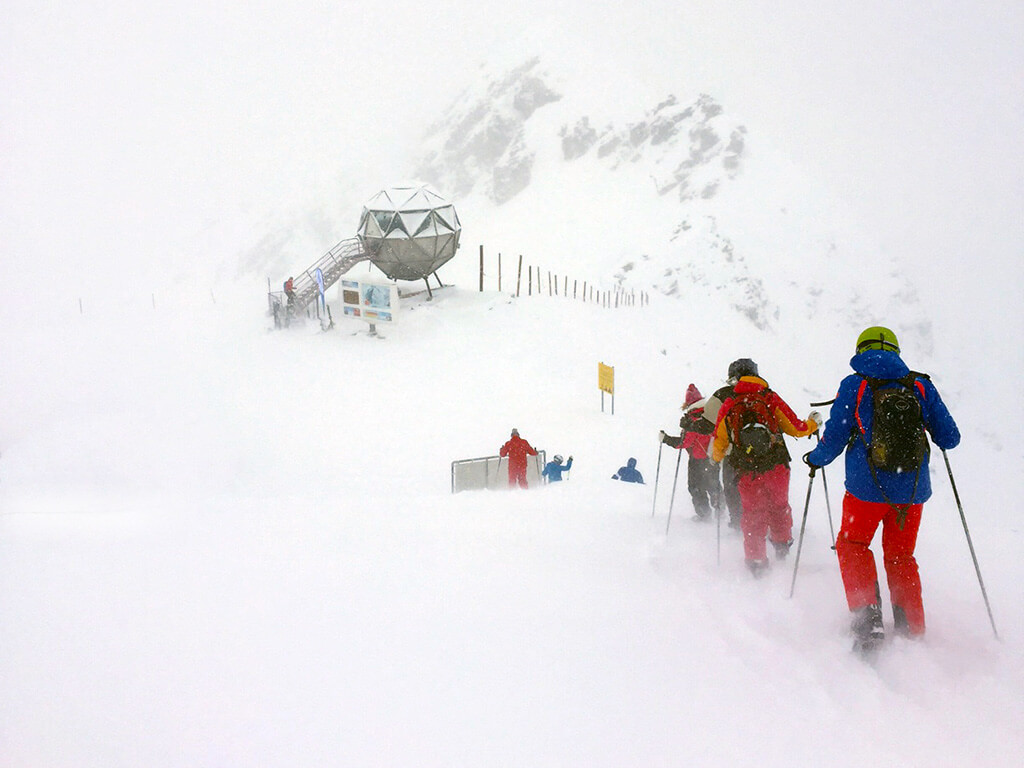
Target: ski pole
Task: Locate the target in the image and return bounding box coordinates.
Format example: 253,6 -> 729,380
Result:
716,499 -> 722,566
820,465 -> 836,549
942,449 -> 999,640
665,447 -> 684,534
651,441 -> 664,517
789,467 -> 816,599
812,433 -> 837,548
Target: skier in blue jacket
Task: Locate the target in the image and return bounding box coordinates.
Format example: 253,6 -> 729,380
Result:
805,326 -> 960,652
542,454 -> 573,482
612,457 -> 644,483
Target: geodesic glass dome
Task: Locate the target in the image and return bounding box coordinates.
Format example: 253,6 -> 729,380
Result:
357,184 -> 461,281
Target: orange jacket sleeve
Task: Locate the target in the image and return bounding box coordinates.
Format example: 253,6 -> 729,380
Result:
770,393 -> 818,437
712,413 -> 731,463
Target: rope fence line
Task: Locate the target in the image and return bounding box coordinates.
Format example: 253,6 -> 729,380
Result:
71,245 -> 648,316
478,246 -> 650,308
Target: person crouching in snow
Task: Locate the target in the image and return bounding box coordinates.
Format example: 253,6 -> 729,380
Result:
499,428 -> 538,489
804,326 -> 960,654
711,366 -> 819,577
612,457 -> 644,483
660,383 -> 721,521
543,454 -> 573,483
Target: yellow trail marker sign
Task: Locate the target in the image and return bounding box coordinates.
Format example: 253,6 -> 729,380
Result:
598,362 -> 615,414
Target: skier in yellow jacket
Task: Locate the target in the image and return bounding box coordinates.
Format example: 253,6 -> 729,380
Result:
712,366 -> 819,576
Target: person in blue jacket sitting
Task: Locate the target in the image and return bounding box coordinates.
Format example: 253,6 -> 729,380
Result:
542,454 -> 573,482
612,457 -> 644,483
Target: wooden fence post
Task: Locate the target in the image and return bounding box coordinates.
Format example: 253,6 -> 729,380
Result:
479,245 -> 484,292
516,254 -> 523,297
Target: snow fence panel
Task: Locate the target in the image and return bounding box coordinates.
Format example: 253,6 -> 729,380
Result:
451,451 -> 547,493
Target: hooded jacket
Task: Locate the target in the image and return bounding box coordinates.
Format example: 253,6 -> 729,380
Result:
806,349 -> 960,504
613,457 -> 644,483
712,376 -> 818,470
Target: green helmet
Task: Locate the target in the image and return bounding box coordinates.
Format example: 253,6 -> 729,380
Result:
856,326 -> 900,354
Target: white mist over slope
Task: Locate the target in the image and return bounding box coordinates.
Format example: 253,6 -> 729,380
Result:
4,2 -> 1021,294
1,284 -> 1022,767
2,2 -> 1023,765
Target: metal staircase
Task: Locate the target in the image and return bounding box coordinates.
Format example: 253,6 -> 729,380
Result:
270,237 -> 370,323
292,237 -> 370,309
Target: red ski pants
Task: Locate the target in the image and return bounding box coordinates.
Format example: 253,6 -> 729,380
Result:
835,492 -> 925,635
508,465 -> 529,489
737,464 -> 792,563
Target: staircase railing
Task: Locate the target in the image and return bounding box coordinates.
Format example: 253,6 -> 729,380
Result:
289,237 -> 370,311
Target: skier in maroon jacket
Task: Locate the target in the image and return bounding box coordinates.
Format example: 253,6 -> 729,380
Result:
499,428 -> 538,489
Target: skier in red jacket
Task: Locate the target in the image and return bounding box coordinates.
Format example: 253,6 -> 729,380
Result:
660,384 -> 721,521
499,428 -> 538,489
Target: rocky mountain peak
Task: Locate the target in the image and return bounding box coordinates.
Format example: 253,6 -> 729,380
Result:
561,92 -> 746,203
416,58 -> 562,205
415,60 -> 745,208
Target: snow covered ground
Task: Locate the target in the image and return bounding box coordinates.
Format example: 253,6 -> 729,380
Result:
4,2 -> 1022,765
1,281 -> 1021,767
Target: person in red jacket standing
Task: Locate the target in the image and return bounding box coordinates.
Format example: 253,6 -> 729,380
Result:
661,383 -> 721,521
499,428 -> 538,489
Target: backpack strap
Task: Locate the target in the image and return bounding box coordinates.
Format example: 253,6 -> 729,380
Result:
854,378 -> 869,435
754,387 -> 777,423
905,371 -> 930,400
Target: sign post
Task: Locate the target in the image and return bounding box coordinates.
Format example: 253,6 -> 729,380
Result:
339,278 -> 400,338
598,362 -> 615,414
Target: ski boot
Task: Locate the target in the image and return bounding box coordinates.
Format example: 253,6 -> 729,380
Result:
746,559 -> 770,579
772,538 -> 794,560
851,604 -> 885,656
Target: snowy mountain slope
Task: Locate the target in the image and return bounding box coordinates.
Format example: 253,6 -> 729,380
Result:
0,284 -> 1020,767
413,58 -> 932,352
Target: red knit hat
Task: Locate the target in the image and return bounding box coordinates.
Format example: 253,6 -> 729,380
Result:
684,383 -> 702,407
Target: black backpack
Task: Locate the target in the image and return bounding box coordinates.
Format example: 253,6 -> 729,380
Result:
726,389 -> 782,471
858,374 -> 930,473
